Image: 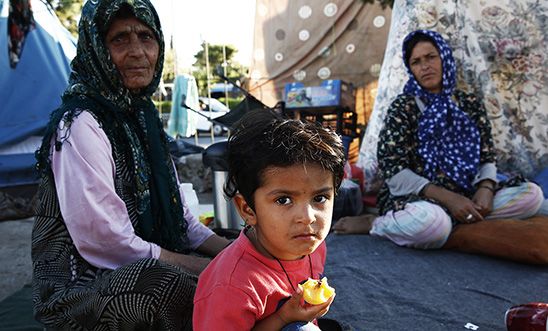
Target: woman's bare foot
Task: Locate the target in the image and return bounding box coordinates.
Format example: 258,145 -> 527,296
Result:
332,214 -> 376,234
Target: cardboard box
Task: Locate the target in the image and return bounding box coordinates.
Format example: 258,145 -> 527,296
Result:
284,80 -> 354,109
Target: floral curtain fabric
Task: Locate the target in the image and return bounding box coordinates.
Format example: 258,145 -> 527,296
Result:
358,0 -> 548,193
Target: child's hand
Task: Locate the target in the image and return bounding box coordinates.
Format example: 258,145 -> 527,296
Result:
276,285 -> 336,324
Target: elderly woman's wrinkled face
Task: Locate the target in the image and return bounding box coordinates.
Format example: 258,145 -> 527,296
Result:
409,41 -> 442,94
106,17 -> 159,93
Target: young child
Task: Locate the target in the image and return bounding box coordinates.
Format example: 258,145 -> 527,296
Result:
193,109 -> 346,330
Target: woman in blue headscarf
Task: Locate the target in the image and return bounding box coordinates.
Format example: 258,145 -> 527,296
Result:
31,0 -> 230,329
334,30 -> 544,248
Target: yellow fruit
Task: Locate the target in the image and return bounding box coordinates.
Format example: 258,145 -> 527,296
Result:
300,277 -> 335,305
198,212 -> 214,226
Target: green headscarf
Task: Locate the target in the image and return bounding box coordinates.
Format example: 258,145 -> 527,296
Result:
36,0 -> 191,253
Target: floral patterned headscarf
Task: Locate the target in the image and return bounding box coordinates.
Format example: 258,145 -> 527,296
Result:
402,30 -> 480,191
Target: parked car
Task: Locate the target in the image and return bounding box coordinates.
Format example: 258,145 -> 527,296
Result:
194,97 -> 230,136
209,82 -> 241,99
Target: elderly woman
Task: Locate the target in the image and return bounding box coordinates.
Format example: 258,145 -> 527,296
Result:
334,30 -> 545,248
31,0 -> 230,329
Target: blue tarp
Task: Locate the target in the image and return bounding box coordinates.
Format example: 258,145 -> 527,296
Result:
0,153 -> 38,187
0,1 -> 75,187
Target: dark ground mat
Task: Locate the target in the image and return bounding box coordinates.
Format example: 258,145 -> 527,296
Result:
3,235 -> 547,331
0,284 -> 42,330
323,234 -> 548,331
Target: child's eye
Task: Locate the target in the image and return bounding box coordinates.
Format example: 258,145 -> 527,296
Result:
275,196 -> 292,205
313,195 -> 329,204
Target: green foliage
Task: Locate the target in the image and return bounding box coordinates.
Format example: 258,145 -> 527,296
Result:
194,43 -> 237,69
162,48 -> 177,83
218,97 -> 244,110
359,0 -> 394,9
47,0 -> 83,37
154,101 -> 172,113
193,43 -> 248,95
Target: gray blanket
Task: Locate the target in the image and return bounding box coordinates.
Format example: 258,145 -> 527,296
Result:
323,234 -> 548,331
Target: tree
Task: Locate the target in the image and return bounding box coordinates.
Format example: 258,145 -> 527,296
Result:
162,47 -> 177,83
192,42 -> 247,96
46,0 -> 83,37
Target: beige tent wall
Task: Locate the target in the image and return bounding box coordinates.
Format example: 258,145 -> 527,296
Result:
247,0 -> 391,110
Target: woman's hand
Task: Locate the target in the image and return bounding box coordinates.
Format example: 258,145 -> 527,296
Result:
472,187 -> 494,217
472,180 -> 496,217
158,249 -> 211,275
196,234 -> 232,257
158,234 -> 231,276
444,192 -> 484,223
422,184 -> 484,223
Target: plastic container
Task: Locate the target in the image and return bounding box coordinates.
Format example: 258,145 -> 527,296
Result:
179,183 -> 199,206
505,302 -> 548,331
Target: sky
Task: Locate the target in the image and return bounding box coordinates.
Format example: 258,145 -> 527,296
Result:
152,0 -> 257,70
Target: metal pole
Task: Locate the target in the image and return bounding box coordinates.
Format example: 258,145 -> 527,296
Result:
169,0 -> 178,134
158,80 -> 163,114
223,45 -> 229,108
205,41 -> 214,142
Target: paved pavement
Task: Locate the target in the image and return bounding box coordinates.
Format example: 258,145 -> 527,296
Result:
0,217 -> 34,301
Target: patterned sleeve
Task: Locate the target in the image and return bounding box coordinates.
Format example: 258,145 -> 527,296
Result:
458,91 -> 497,165
377,95 -> 418,180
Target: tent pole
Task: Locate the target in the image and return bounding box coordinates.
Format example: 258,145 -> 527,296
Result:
223,45 -> 229,108
205,41 -> 214,142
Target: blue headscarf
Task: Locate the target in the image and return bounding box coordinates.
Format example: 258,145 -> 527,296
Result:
402,30 -> 480,191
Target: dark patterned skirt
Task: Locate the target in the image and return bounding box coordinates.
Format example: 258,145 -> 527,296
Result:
34,258 -> 197,331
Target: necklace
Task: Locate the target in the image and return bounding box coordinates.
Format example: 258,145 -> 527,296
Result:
274,254 -> 313,293
248,225 -> 314,292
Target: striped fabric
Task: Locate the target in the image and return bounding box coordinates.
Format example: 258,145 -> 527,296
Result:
371,200 -> 452,249
371,182 -> 544,249
487,182 -> 544,220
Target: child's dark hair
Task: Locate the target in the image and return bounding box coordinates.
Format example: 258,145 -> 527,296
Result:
224,109 -> 346,210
